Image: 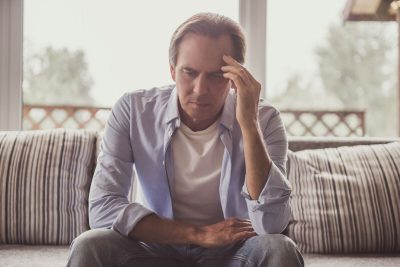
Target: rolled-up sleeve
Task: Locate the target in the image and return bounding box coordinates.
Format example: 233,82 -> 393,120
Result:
89,93 -> 154,236
240,110 -> 291,235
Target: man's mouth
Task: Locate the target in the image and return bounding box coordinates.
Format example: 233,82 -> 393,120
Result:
190,101 -> 209,107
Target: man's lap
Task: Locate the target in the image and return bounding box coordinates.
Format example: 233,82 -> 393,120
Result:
68,228 -> 301,267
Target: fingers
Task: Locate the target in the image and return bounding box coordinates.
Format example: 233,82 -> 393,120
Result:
221,55 -> 260,93
225,218 -> 252,225
222,55 -> 258,84
233,230 -> 258,241
221,55 -> 250,86
221,65 -> 251,84
222,72 -> 245,92
222,55 -> 242,67
200,218 -> 256,248
232,220 -> 253,228
225,218 -> 254,231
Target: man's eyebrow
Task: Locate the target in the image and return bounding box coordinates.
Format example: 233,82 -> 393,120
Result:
209,70 -> 224,75
181,66 -> 223,74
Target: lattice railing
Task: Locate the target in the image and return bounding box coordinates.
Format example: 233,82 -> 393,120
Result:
280,109 -> 365,137
23,104 -> 111,131
23,105 -> 366,137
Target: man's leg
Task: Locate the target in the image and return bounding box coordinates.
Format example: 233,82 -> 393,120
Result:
195,234 -> 304,267
67,229 -> 186,267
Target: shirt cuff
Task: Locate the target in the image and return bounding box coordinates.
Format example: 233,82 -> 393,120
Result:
241,163 -> 291,213
112,203 -> 154,236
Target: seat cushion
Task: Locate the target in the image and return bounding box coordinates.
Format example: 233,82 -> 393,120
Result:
304,253 -> 400,267
0,245 -> 69,267
0,129 -> 97,245
287,142 -> 400,253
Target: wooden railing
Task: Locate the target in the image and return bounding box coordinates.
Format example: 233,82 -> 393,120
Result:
23,104 -> 111,131
23,105 -> 366,137
280,109 -> 365,137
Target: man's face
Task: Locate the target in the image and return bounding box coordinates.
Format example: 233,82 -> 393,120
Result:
170,33 -> 233,131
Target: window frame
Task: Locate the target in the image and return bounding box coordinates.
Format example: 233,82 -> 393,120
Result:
0,0 -> 23,130
0,0 -> 265,130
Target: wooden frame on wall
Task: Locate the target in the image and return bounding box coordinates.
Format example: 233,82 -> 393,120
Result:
0,0 -> 23,131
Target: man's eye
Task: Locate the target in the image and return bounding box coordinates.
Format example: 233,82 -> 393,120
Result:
183,69 -> 195,76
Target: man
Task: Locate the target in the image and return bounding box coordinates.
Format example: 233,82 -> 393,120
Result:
67,12 -> 304,267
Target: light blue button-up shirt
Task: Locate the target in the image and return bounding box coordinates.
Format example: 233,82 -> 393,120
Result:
89,85 -> 291,237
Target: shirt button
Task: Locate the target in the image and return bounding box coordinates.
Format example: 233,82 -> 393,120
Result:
162,161 -> 165,166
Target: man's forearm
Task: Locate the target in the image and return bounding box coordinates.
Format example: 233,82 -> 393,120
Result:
129,213 -> 199,245
241,121 -> 272,200
129,214 -> 257,248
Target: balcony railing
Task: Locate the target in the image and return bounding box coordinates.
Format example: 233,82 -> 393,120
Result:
23,104 -> 111,131
23,105 -> 366,137
280,109 -> 365,137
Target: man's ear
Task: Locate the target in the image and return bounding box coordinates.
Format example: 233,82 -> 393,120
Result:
170,64 -> 176,82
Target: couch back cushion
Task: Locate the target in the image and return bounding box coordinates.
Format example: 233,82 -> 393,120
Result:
287,142 -> 400,253
0,129 -> 97,245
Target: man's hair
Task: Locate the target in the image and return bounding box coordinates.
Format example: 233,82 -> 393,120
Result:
169,12 -> 246,66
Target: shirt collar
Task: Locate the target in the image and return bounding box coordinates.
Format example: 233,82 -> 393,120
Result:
164,87 -> 180,125
164,87 -> 236,131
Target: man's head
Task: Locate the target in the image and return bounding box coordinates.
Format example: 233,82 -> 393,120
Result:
169,13 -> 246,131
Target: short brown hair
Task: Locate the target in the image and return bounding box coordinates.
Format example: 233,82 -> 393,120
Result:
169,12 -> 246,66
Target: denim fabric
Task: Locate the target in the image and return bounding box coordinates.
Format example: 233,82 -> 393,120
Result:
67,229 -> 304,267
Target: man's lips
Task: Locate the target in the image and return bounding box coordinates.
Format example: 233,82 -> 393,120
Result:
190,101 -> 210,106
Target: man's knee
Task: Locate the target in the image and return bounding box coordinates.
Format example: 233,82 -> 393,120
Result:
70,229 -> 119,255
262,234 -> 297,252
249,234 -> 303,266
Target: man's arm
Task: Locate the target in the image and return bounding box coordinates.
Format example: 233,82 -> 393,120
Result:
222,55 -> 291,234
221,55 -> 271,199
130,214 -> 256,248
89,94 -> 154,235
241,123 -> 271,200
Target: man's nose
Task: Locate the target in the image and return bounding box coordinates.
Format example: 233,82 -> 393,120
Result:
193,75 -> 209,95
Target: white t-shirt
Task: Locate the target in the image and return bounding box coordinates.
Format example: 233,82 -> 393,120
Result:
171,119 -> 225,226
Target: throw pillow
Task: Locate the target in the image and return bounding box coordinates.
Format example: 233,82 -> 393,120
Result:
287,142 -> 400,253
0,129 -> 97,245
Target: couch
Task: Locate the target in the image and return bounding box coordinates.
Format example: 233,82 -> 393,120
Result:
0,129 -> 399,267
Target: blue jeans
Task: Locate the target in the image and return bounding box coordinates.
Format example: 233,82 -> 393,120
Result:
67,229 -> 304,267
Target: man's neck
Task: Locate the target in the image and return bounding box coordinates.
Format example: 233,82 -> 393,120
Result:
181,117 -> 216,132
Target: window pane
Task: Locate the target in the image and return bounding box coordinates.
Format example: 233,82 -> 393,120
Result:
266,0 -> 398,137
23,0 -> 238,130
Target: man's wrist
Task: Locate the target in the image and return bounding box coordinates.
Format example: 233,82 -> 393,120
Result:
239,119 -> 260,136
187,225 -> 203,245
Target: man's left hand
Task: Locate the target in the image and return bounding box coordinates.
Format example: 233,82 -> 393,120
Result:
221,55 -> 261,129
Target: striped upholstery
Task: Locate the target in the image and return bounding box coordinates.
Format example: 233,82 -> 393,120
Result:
287,142 -> 400,253
0,129 -> 97,245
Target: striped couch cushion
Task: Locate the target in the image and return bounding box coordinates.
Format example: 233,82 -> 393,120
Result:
287,142 -> 400,253
0,129 -> 97,245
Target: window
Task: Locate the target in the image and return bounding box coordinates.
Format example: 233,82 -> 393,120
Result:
266,0 -> 397,137
23,0 -> 239,130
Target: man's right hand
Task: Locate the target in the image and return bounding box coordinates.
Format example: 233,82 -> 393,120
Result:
130,214 -> 256,248
194,218 -> 257,248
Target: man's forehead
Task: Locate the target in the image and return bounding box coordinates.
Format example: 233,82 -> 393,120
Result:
177,37 -> 233,69
178,34 -> 234,56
